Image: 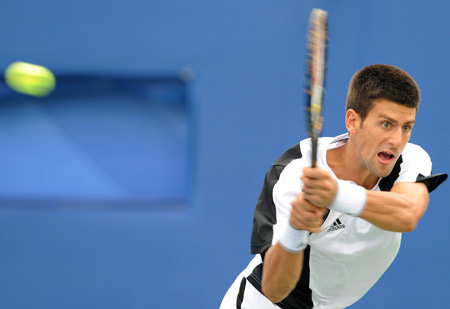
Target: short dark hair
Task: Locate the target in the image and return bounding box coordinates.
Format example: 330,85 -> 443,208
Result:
345,64 -> 420,121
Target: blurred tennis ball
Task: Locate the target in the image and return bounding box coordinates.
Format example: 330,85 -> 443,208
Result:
5,61 -> 56,97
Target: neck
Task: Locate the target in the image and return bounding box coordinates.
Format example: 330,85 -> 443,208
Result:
327,141 -> 379,189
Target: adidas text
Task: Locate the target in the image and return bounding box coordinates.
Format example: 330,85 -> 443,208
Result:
327,224 -> 345,232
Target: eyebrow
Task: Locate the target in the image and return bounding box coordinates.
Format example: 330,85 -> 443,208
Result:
378,113 -> 415,125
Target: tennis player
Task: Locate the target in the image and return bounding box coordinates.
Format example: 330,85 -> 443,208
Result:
220,64 -> 447,309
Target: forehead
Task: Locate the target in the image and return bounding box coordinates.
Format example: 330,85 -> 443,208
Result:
367,99 -> 417,121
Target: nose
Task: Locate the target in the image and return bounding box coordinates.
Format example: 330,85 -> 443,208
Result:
387,127 -> 403,148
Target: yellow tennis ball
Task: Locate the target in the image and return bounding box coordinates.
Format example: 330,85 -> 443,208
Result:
5,61 -> 56,97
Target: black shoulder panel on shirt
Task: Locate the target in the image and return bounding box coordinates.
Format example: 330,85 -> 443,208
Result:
250,143 -> 302,255
379,156 -> 403,191
416,173 -> 448,193
249,143 -> 314,308
274,143 -> 303,167
378,155 -> 448,192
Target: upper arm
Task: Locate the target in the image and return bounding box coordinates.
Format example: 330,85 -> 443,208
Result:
387,144 -> 444,219
387,143 -> 433,217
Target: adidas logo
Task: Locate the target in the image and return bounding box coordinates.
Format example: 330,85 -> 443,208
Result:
327,218 -> 345,232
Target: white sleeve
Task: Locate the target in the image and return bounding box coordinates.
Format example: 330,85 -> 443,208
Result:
271,159 -> 306,245
396,143 -> 432,184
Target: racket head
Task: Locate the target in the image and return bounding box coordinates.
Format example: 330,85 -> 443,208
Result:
304,8 -> 328,167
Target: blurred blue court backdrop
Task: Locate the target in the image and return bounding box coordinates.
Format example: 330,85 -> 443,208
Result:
0,0 -> 449,308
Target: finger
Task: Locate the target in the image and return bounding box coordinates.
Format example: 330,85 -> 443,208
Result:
293,193 -> 331,217
315,208 -> 328,218
302,177 -> 334,192
302,190 -> 323,204
292,194 -> 322,211
303,166 -> 327,179
290,216 -> 322,233
295,215 -> 323,232
290,206 -> 319,222
290,204 -> 324,225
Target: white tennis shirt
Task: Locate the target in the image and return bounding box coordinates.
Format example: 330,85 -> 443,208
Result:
229,133 -> 437,309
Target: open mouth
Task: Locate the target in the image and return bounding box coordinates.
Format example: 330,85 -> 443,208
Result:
377,151 -> 395,163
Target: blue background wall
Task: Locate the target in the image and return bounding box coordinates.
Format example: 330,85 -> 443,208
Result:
0,0 -> 449,308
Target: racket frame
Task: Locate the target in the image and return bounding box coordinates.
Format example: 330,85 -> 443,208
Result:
304,8 -> 328,167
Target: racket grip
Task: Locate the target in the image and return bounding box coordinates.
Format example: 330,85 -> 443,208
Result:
311,136 -> 318,167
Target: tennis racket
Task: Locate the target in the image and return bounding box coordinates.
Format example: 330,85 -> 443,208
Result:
304,8 -> 328,167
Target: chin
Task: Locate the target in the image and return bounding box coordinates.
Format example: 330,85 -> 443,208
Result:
377,170 -> 392,178
368,163 -> 395,178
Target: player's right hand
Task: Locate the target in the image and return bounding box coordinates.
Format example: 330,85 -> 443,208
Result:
290,192 -> 327,233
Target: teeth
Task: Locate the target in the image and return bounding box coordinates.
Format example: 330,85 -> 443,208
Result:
379,152 -> 394,159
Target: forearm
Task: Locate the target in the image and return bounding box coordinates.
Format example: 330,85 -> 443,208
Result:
360,184 -> 429,232
261,242 -> 304,303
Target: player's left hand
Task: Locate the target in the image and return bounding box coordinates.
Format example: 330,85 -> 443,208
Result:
301,166 -> 337,208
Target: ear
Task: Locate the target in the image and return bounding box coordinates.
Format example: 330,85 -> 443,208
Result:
346,109 -> 360,134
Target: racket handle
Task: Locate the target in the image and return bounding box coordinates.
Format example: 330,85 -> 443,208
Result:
311,136 -> 318,167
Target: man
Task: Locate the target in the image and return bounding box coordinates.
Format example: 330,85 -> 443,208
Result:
220,64 -> 447,309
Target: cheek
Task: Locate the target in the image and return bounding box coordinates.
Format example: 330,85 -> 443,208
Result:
362,127 -> 379,143
362,131 -> 383,156
401,132 -> 411,148
404,131 -> 412,141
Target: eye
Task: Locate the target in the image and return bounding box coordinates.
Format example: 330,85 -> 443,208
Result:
382,121 -> 391,129
402,125 -> 411,132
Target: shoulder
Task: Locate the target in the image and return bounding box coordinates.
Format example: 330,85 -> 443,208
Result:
269,139 -> 309,184
399,143 -> 447,192
272,137 -> 312,167
379,142 -> 432,191
400,142 -> 432,174
272,136 -> 333,168
401,142 -> 431,163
